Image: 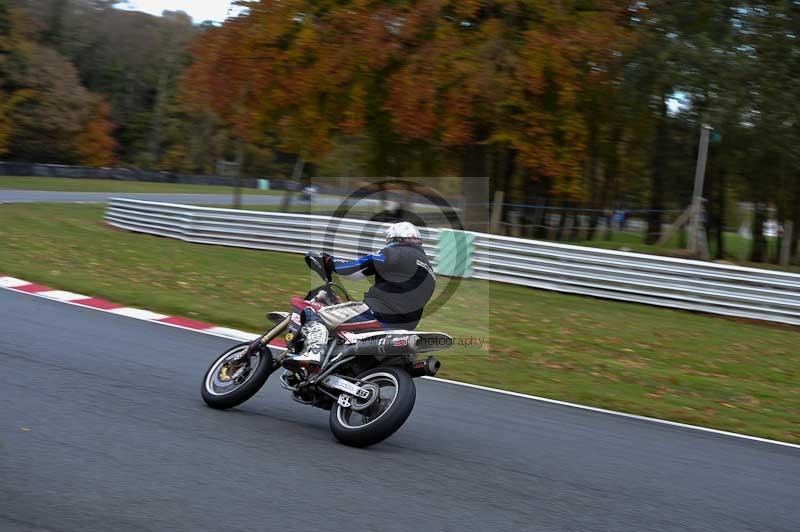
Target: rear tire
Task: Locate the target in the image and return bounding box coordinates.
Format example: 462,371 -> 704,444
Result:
201,342 -> 274,409
329,367 -> 416,447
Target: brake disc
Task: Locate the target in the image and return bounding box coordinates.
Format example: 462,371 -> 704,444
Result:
219,359 -> 247,383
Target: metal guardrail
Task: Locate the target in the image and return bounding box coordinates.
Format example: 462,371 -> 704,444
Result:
105,198 -> 441,263
106,198 -> 800,326
471,233 -> 800,325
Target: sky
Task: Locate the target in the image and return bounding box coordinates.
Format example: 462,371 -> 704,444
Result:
118,1 -> 231,23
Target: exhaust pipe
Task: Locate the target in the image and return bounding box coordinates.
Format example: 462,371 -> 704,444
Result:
408,356 -> 441,377
341,334 -> 420,358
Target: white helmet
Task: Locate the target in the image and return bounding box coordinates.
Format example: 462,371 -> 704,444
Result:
385,221 -> 421,244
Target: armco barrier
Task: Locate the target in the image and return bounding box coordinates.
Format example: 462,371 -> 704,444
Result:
105,197 -> 441,264
106,198 -> 800,326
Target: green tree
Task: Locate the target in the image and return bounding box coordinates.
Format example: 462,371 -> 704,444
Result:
9,0 -> 202,167
5,40 -> 92,161
735,2 -> 800,262
0,0 -> 19,155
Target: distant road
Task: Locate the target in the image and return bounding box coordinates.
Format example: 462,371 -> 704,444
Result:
0,190 -> 291,205
1,287 -> 798,532
0,189 -> 422,210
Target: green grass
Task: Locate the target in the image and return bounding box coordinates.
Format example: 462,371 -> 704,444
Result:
1,203 -> 799,443
574,231 -> 800,274
0,175 -> 282,195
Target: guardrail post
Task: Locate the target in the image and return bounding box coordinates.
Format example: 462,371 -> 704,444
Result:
435,229 -> 474,278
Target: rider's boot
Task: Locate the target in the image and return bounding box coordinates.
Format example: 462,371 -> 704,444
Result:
283,320 -> 329,373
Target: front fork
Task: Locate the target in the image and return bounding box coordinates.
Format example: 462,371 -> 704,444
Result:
245,315 -> 291,363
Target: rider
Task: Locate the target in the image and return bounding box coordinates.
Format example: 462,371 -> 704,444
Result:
284,221 -> 436,371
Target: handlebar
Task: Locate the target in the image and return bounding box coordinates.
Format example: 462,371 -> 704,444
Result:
304,251 -> 331,282
304,251 -> 352,302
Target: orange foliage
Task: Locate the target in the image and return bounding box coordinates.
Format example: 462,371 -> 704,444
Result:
77,98 -> 117,167
183,0 -> 630,199
385,0 -> 629,200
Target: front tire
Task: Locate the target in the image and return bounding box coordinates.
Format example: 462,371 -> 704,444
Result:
329,367 -> 416,447
201,342 -> 274,409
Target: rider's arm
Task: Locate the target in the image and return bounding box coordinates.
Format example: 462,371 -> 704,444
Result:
324,251 -> 388,280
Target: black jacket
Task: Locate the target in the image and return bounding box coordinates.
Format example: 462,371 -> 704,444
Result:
331,242 -> 436,329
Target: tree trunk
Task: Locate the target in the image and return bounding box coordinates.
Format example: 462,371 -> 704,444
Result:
556,202 -> 570,241
280,156 -> 304,212
488,148 -> 502,234
792,186 -> 800,263
531,200 -> 547,239
773,207 -> 785,264
646,96 -> 669,245
714,168 -> 726,259
149,25 -> 180,167
586,125 -> 600,241
232,141 -> 245,209
705,161 -> 724,260
490,145 -> 515,236
604,208 -> 614,241
603,126 -> 621,243
149,63 -> 170,165
750,202 -> 768,263
587,211 -> 600,241
461,144 -> 489,232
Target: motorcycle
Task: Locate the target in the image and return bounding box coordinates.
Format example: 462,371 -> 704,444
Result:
201,252 -> 453,447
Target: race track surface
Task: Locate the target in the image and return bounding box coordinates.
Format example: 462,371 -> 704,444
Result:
1,288 -> 798,532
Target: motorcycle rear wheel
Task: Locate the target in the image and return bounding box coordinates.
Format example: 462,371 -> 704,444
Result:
329,367 -> 416,447
201,342 -> 274,409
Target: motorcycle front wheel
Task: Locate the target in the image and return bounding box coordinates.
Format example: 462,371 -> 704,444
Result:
201,342 -> 274,409
329,367 -> 416,447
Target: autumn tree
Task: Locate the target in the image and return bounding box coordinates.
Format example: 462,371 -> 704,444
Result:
5,0 -> 797,264
4,39 -> 92,162
76,96 -> 116,166
0,2 -> 124,163
9,0 -> 202,167
184,0 -> 630,228
373,1 -> 630,230
0,0 -> 22,155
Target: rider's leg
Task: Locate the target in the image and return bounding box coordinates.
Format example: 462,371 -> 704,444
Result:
284,302 -> 382,371
317,301 -> 379,331
283,309 -> 329,371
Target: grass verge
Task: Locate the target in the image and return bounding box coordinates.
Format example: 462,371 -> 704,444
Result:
574,231 -> 800,274
1,203 -> 798,443
0,175 -> 281,195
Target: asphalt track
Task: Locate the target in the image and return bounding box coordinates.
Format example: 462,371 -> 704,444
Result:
1,288 -> 798,532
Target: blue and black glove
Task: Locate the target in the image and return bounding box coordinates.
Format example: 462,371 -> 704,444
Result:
321,253 -> 335,277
